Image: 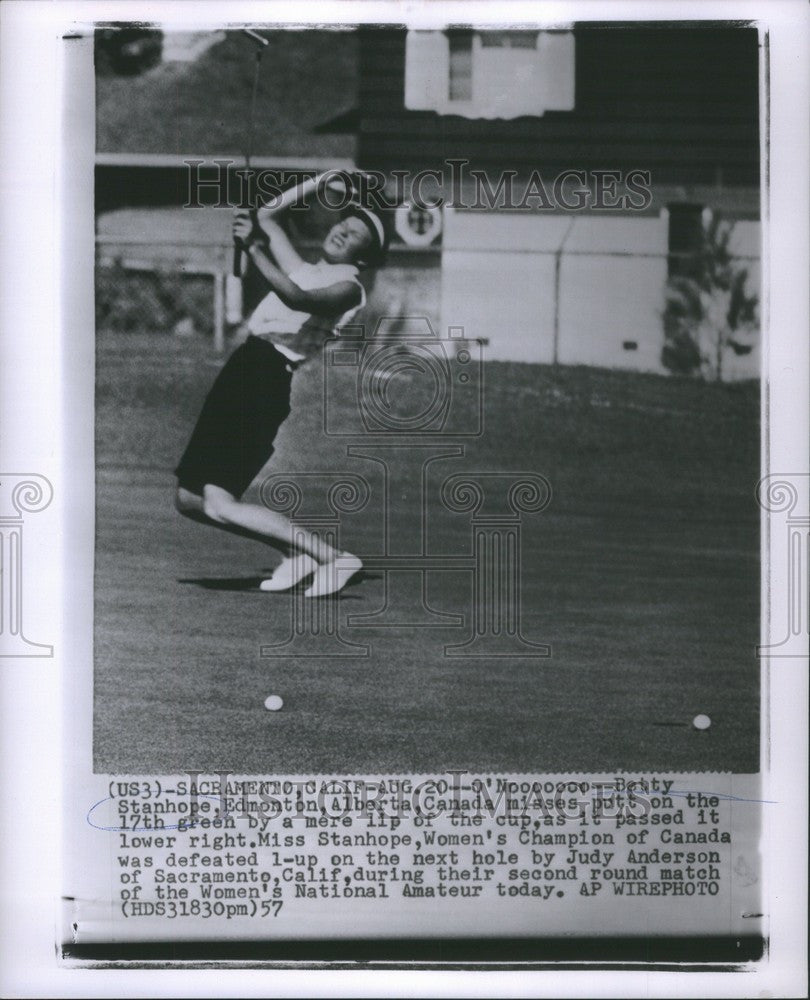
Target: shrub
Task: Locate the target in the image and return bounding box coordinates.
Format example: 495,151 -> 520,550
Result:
95,28 -> 163,76
662,214 -> 759,380
96,263 -> 213,336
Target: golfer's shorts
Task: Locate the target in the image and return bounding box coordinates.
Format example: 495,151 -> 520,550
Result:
175,335 -> 296,499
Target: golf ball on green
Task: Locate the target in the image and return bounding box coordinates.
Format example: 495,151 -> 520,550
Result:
692,714 -> 711,730
264,695 -> 284,712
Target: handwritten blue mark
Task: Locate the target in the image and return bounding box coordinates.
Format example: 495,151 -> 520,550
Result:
86,795 -> 230,832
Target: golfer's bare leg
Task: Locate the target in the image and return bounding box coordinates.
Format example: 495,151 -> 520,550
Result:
175,486 -> 361,592
199,484 -> 340,565
175,486 -> 289,552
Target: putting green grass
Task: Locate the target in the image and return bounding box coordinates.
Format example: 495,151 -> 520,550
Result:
94,332 -> 759,774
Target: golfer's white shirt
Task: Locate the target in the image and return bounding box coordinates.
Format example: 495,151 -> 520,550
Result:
247,260 -> 365,362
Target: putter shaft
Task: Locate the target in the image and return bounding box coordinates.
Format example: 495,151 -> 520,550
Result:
243,29 -> 270,47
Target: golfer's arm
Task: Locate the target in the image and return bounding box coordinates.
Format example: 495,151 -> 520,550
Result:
255,217 -> 303,273
247,244 -> 361,316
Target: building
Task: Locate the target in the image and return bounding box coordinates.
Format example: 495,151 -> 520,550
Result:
353,24 -> 761,377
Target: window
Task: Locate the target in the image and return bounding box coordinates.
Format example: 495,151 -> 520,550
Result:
448,30 -> 473,101
405,29 -> 575,119
667,204 -> 704,279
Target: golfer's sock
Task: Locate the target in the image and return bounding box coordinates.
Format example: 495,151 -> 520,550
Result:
304,552 -> 363,598
259,553 -> 317,592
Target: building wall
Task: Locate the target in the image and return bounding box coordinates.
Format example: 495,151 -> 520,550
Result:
361,24 -> 761,380
557,216 -> 669,373
441,210 -> 761,378
358,25 -> 760,188
441,213 -> 566,363
441,211 -> 668,369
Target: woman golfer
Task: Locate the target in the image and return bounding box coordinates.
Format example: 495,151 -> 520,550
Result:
174,178 -> 386,597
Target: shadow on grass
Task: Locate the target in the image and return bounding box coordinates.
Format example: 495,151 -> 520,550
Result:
177,570 -> 381,595
178,576 -> 267,592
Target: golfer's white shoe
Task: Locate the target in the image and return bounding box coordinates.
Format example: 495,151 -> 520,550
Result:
304,553 -> 363,598
259,553 -> 317,592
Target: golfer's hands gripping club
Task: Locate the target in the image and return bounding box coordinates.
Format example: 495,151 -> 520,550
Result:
232,209 -> 265,275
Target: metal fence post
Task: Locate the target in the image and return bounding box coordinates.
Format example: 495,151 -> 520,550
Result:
552,218 -> 576,366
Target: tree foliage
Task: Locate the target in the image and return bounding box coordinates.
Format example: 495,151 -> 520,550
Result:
95,27 -> 163,76
662,214 -> 759,380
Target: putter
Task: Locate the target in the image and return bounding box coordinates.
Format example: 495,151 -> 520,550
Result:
233,29 -> 270,278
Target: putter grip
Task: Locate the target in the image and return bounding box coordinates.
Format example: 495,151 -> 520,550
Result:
233,243 -> 245,278
233,206 -> 260,277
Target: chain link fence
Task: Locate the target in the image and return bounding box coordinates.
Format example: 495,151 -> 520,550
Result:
96,238 -> 233,349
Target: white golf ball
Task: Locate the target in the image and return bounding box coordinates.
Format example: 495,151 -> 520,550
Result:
692,714 -> 711,730
264,695 -> 284,712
